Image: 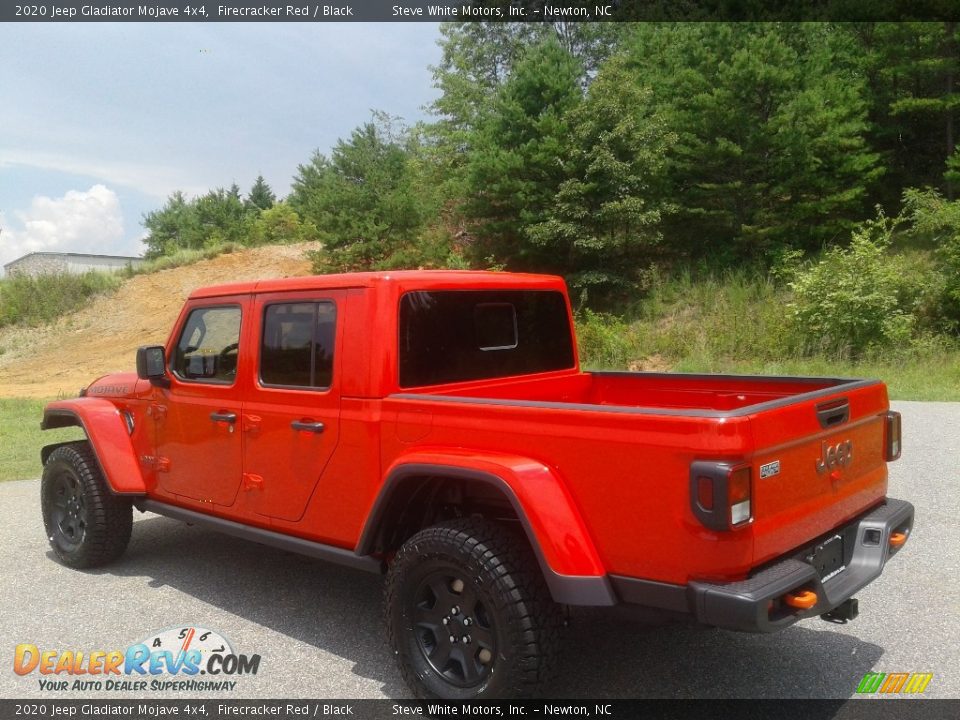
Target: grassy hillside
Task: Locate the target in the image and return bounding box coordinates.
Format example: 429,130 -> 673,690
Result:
0,271 -> 122,328
576,269 -> 960,401
0,243 -> 316,399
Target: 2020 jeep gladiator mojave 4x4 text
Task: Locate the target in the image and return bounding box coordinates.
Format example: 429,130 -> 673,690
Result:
39,271 -> 913,698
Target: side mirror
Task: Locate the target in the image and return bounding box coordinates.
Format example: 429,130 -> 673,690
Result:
136,346 -> 169,387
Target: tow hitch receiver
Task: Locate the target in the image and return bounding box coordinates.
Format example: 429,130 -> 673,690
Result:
821,597 -> 859,624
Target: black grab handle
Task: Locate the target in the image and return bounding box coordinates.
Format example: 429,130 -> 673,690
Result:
291,420 -> 325,434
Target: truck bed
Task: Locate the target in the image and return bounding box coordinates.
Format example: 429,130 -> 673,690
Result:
386,370 -> 890,584
402,370 -> 877,415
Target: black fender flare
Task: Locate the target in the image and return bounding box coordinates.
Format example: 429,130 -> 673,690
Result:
357,462 -> 616,606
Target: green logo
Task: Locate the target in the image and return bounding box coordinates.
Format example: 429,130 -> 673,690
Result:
856,672 -> 933,694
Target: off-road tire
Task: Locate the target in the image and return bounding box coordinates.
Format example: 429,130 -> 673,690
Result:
41,442 -> 133,568
385,518 -> 562,699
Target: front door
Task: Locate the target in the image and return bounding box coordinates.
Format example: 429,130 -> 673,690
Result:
242,292 -> 343,522
153,300 -> 246,507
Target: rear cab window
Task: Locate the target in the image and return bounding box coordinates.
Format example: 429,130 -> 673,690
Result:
399,290 -> 575,388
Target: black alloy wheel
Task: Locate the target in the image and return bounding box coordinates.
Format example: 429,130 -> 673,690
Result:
385,518 -> 562,699
412,567 -> 498,687
41,442 -> 132,568
49,470 -> 87,551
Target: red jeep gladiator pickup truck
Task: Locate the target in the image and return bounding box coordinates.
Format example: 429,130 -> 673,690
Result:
39,271 -> 913,699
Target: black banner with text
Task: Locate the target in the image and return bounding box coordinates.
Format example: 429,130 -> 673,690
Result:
2,699 -> 960,720
5,0 -> 960,23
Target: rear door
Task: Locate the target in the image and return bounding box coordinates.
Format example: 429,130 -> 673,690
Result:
241,291 -> 344,521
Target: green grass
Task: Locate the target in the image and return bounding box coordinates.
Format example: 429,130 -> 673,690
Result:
669,355 -> 960,401
0,398 -> 84,482
575,269 -> 960,401
124,242 -> 241,277
0,271 -> 122,328
576,333 -> 960,401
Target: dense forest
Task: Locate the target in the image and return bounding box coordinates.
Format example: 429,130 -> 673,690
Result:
141,22 -> 960,358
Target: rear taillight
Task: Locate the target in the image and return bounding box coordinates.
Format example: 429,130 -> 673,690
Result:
690,461 -> 753,531
885,411 -> 902,461
728,466 -> 751,525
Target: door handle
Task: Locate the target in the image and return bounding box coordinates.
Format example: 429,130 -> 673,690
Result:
210,411 -> 237,424
291,420 -> 325,434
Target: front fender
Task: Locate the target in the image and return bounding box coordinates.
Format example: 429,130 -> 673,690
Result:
41,398 -> 146,495
365,449 -> 615,606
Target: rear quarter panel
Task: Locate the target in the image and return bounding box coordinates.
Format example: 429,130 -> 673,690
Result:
381,396 -> 755,584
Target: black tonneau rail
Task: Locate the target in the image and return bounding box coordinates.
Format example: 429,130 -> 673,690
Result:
390,374 -> 880,419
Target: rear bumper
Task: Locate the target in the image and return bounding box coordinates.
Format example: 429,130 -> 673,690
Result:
613,497 -> 914,632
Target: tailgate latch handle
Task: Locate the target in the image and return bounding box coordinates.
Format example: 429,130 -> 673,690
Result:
816,399 -> 849,429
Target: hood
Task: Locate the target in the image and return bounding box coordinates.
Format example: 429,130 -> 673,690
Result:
82,372 -> 142,399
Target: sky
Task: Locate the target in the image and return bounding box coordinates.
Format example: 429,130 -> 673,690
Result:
0,22 -> 443,272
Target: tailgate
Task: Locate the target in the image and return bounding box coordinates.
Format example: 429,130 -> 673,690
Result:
748,381 -> 891,566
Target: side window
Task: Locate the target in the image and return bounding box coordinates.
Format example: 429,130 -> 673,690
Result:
260,301 -> 336,389
172,306 -> 242,383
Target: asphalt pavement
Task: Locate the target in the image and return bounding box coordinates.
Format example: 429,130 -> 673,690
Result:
0,401 -> 956,699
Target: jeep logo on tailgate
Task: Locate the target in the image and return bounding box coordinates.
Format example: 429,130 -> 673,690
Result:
816,440 -> 853,473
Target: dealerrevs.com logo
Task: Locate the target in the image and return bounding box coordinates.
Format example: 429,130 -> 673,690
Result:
13,626 -> 261,692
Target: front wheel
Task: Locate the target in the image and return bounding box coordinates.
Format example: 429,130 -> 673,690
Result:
384,518 -> 562,699
41,442 -> 132,568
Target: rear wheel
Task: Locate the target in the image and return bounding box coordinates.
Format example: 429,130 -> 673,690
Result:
385,518 -> 561,699
41,442 -> 132,568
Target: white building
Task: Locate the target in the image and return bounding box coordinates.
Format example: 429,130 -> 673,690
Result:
3,252 -> 144,277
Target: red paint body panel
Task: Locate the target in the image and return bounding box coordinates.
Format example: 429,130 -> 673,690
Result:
380,394 -> 755,582
747,385 -> 890,565
379,448 -> 607,577
42,270 -> 899,591
42,398 -> 147,495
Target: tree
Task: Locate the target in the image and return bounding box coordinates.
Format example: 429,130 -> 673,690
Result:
191,185 -> 253,247
289,114 -> 434,271
625,23 -> 881,260
901,187 -> 960,332
525,56 -> 675,302
142,191 -> 197,258
789,212 -> 923,356
427,21 -> 626,197
247,202 -> 319,246
462,38 -> 583,270
431,21 -> 625,128
849,23 -> 960,203
427,22 -> 552,205
142,186 -> 257,256
883,23 -> 960,198
246,175 -> 276,211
